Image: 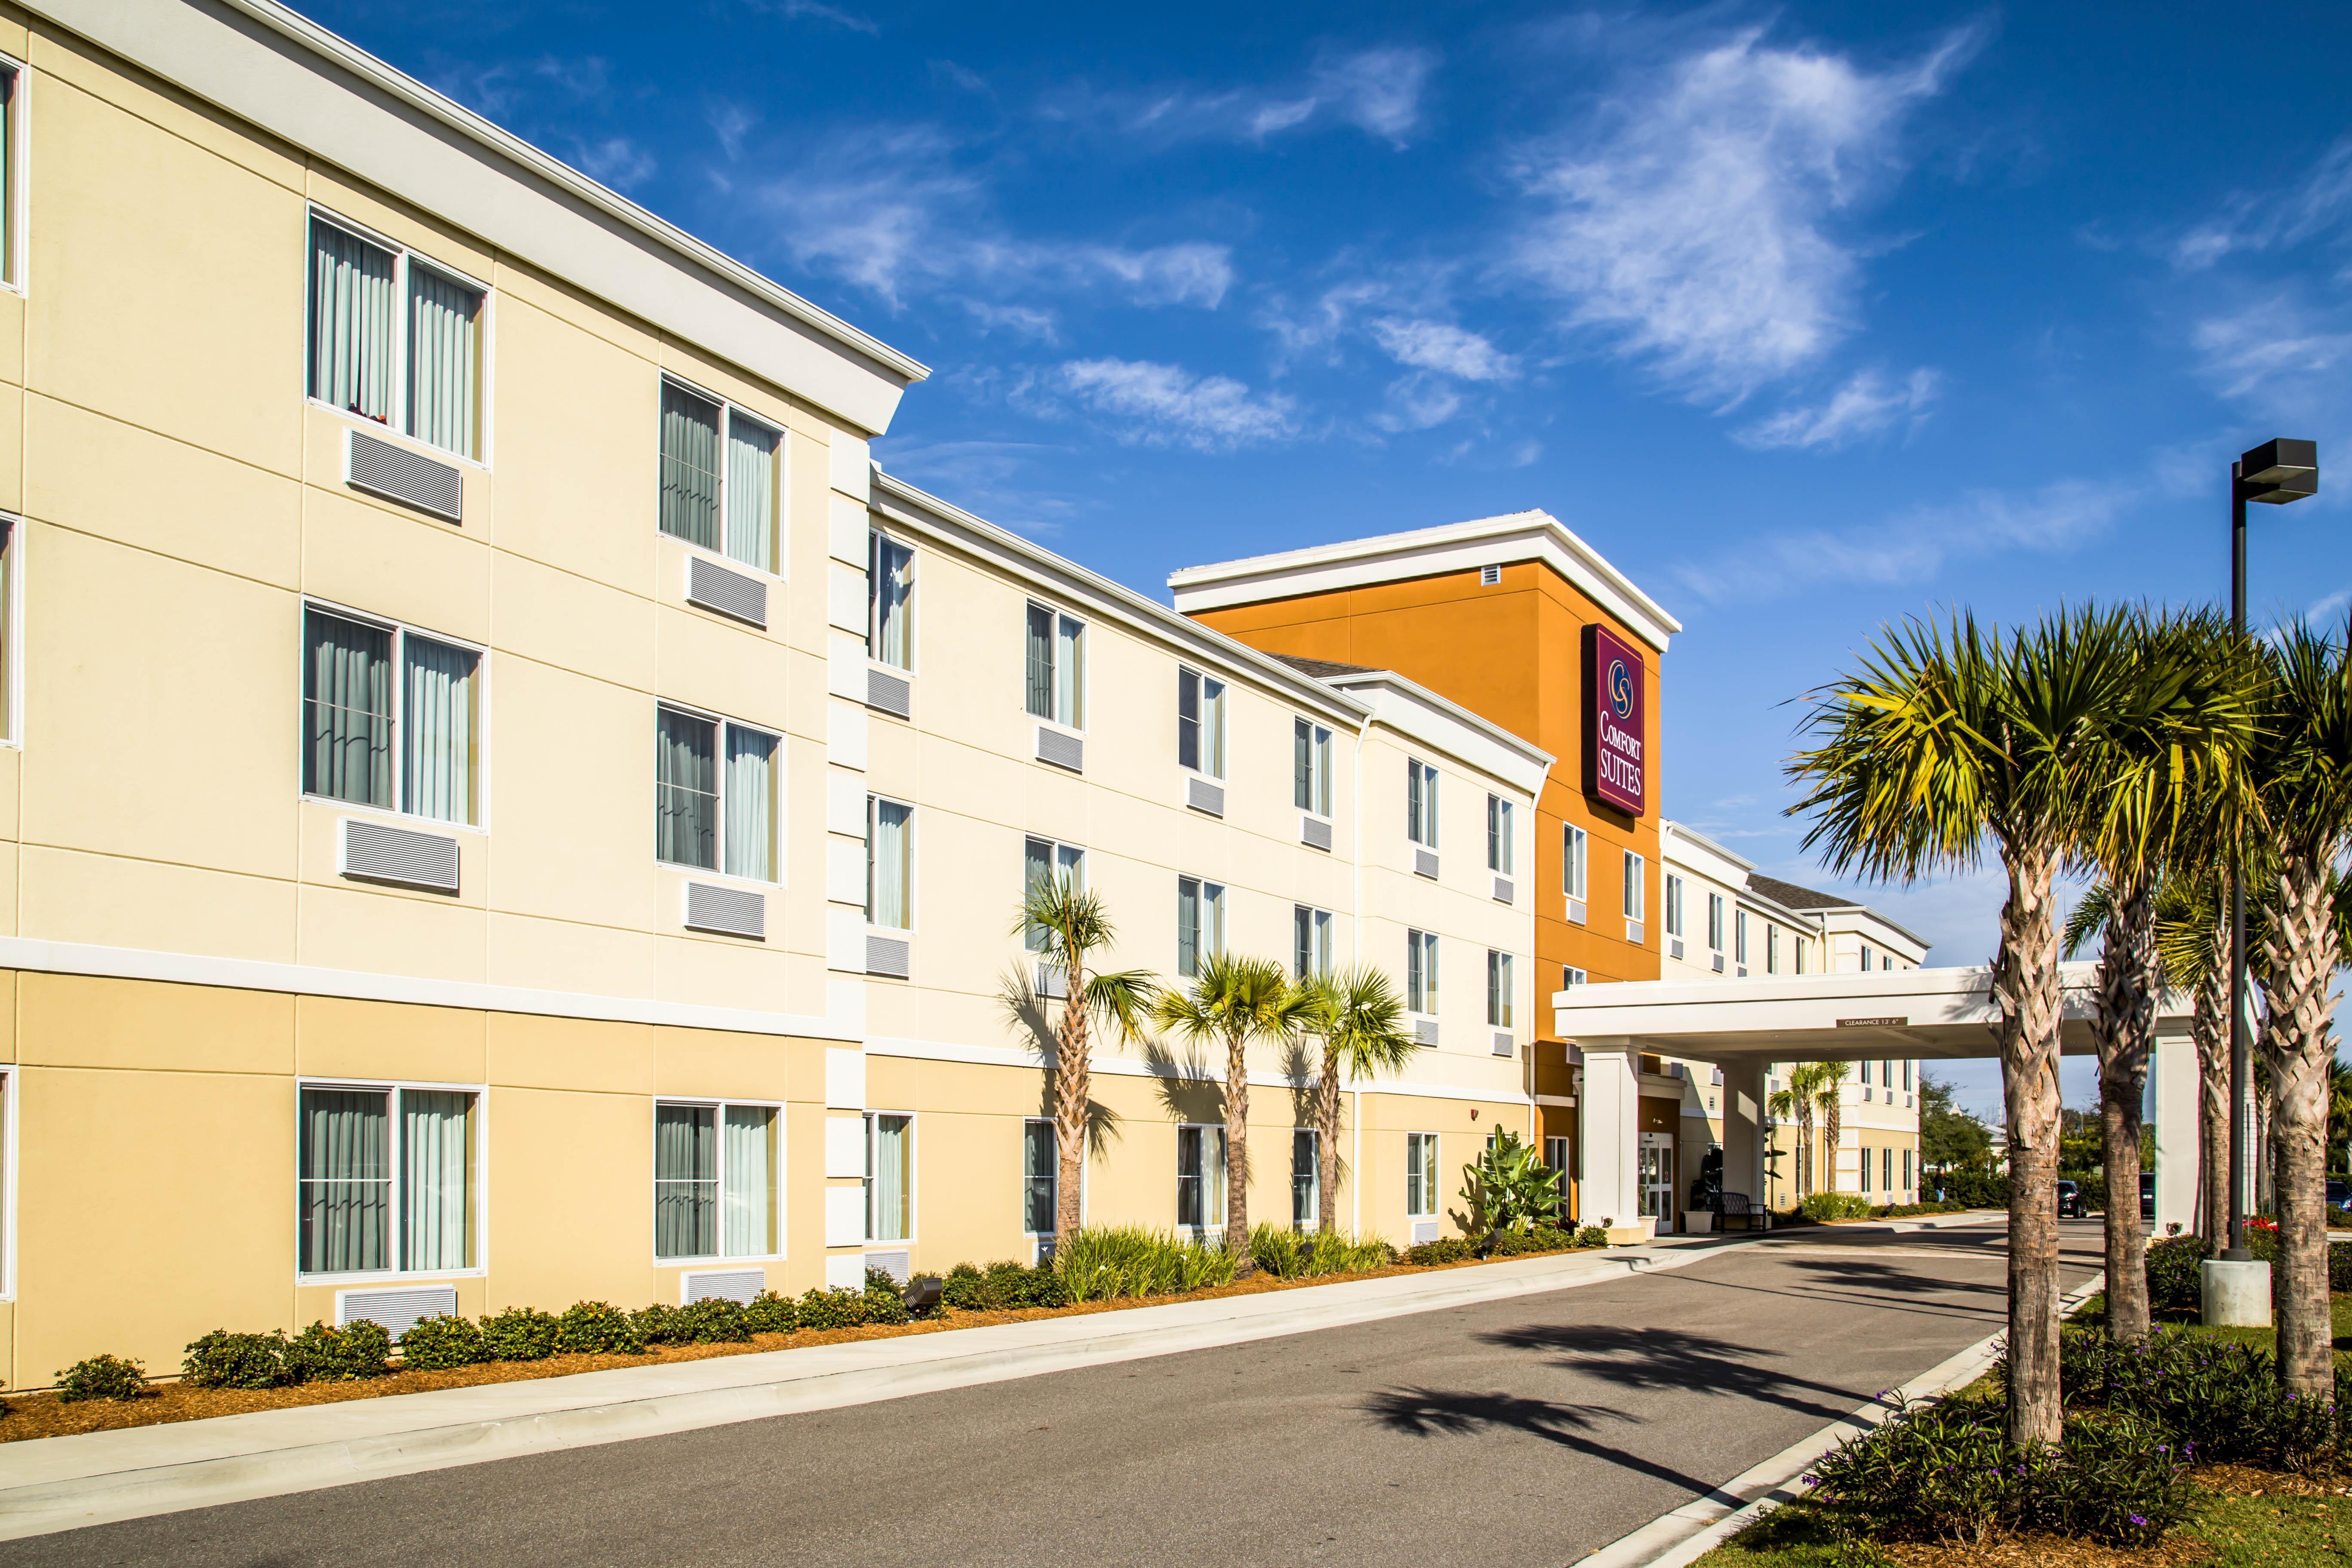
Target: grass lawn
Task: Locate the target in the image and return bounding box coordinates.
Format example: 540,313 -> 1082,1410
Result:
2070,1290 -> 2352,1364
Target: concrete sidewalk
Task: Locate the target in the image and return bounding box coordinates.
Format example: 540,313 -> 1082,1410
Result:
0,1237 -> 1740,1540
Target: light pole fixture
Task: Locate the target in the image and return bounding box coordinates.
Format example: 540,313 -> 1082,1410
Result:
2225,437 -> 2318,1263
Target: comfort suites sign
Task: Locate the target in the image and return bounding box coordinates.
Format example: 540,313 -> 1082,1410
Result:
1583,625 -> 1647,815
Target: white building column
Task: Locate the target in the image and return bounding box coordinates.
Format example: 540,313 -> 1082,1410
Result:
2151,1026 -> 2199,1238
1718,1060 -> 1766,1209
1577,1039 -> 1640,1230
821,436 -> 875,1291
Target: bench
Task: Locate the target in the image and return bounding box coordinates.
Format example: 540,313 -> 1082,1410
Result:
1716,1191 -> 1761,1232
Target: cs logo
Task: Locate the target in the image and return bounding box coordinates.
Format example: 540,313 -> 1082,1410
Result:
1608,658 -> 1633,720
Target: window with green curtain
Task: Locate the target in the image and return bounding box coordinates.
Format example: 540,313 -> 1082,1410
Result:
308,218 -> 396,423
654,1102 -> 718,1259
868,1113 -> 912,1242
299,1087 -> 390,1274
304,609 -> 393,808
1176,876 -> 1202,978
402,634 -> 478,825
401,1090 -> 474,1271
721,723 -> 776,880
1023,1120 -> 1056,1235
720,1105 -> 777,1257
1024,603 -> 1054,719
1055,614 -> 1084,726
869,533 -> 914,668
0,68 -> 15,286
655,708 -> 718,870
407,265 -> 482,459
868,798 -> 911,928
658,382 -> 722,551
724,411 -> 779,572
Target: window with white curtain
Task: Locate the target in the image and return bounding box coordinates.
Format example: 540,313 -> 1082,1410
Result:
866,796 -> 912,930
1406,760 -> 1439,848
1405,1132 -> 1438,1217
0,63 -> 20,289
868,530 -> 914,670
866,1112 -> 913,1242
1176,1124 -> 1226,1229
1767,926 -> 1780,974
1665,874 -> 1684,938
1564,825 -> 1588,910
298,1081 -> 479,1276
302,605 -> 481,826
1736,910 -> 1750,966
1487,796 -> 1514,873
1487,950 -> 1513,1028
0,516 -> 16,744
653,1099 -> 779,1261
1176,875 -> 1225,978
657,377 -> 781,574
1294,717 -> 1333,816
1177,668 -> 1225,778
1293,904 -> 1333,979
1024,602 -> 1085,728
306,211 -> 485,461
1022,836 -> 1085,951
1623,851 -> 1647,922
654,705 -> 777,879
1406,929 -> 1438,1016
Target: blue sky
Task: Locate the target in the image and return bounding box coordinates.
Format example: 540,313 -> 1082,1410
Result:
308,0 -> 2352,1117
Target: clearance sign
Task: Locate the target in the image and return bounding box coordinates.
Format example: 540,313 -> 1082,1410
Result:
1583,625 -> 1647,815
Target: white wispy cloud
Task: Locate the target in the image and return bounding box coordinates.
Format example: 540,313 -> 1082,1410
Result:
576,136 -> 656,192
747,0 -> 879,35
2171,136 -> 2352,271
1371,374 -> 1464,432
1368,318 -> 1518,380
1056,358 -> 1298,451
1044,45 -> 1439,148
1508,25 -> 1978,404
1736,367 -> 1939,450
1310,46 -> 1438,146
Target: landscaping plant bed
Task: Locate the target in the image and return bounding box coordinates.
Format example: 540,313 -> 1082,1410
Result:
0,1242 -> 1620,1446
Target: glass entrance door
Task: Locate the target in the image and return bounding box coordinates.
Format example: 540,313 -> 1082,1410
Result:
1637,1134 -> 1674,1222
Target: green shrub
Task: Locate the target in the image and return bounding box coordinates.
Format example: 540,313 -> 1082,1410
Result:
478,1306 -> 560,1362
1055,1226 -> 1238,1301
284,1320 -> 391,1383
2144,1234 -> 2209,1314
940,1260 -> 1069,1311
396,1314 -> 485,1370
1489,1224 -> 1577,1257
1574,1225 -> 1608,1247
55,1354 -> 148,1403
2060,1324 -> 2337,1470
744,1290 -> 799,1335
1404,1236 -> 1475,1265
861,1275 -> 912,1326
797,1287 -> 870,1330
629,1304 -> 678,1345
555,1301 -> 646,1356
1800,1191 -> 1876,1222
181,1328 -> 291,1389
1933,1170 -> 2012,1209
670,1297 -> 753,1344
1249,1225 -> 1396,1278
2334,1240 -> 2352,1293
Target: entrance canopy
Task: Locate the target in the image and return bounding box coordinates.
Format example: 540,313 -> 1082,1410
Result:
1550,961 -> 2189,1065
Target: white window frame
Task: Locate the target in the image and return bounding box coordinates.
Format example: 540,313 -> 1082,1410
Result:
300,598 -> 489,831
1295,717 -> 1334,818
1405,1131 -> 1439,1218
1293,903 -> 1334,979
1022,1117 -> 1061,1237
1706,892 -> 1724,954
1292,1127 -> 1320,1232
867,527 -> 914,672
1796,936 -> 1812,974
864,1109 -> 917,1246
1176,1122 -> 1228,1232
1561,965 -> 1587,989
0,1066 -> 16,1301
1023,836 -> 1087,952
1487,950 -> 1513,1029
653,700 -> 781,883
1564,825 -> 1588,919
655,371 -> 786,577
1177,666 -> 1226,781
865,793 -> 915,932
1862,943 -> 1876,971
1486,795 -> 1514,874
1176,873 -> 1226,978
1767,926 -> 1780,974
650,1096 -> 785,1265
1623,850 -> 1647,922
0,514 -> 22,750
1024,599 -> 1088,732
1664,873 -> 1683,939
0,58 -> 26,295
296,1076 -> 487,1283
1735,910 -> 1750,967
1406,759 -> 1440,848
1406,928 -> 1439,1017
306,206 -> 494,466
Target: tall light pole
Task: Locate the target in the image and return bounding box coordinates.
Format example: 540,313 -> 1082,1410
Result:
2223,437 -> 2318,1263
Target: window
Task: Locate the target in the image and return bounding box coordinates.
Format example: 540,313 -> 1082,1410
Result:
1796,936 -> 1812,974
1565,825 -> 1588,916
307,212 -> 485,460
1022,836 -> 1086,950
1767,927 -> 1780,974
1861,943 -> 1875,971
1405,1132 -> 1439,1217
1406,760 -> 1439,848
655,707 -> 778,879
1664,874 -> 1683,938
1706,893 -> 1724,953
1406,929 -> 1439,1016
298,1081 -> 479,1276
303,606 -> 481,826
1487,951 -> 1513,1029
1024,1119 -> 1057,1236
1487,796 -> 1514,873
868,530 -> 914,670
1176,1124 -> 1227,1229
1861,1144 -> 1874,1193
1883,955 -> 1893,971
1292,1129 -> 1319,1230
1902,1060 -> 1914,1092
866,1112 -> 913,1243
866,796 -> 912,929
1735,911 -> 1749,967
1177,668 -> 1226,778
1025,603 -> 1086,728
1176,875 -> 1226,978
1294,904 -> 1334,979
1562,965 -> 1587,989
658,378 -> 781,573
1902,1148 -> 1913,1190
1623,851 -> 1646,921
1294,718 -> 1333,816
1883,1147 -> 1895,1193
0,64 -> 18,288
653,1099 -> 779,1261
1544,1135 -> 1571,1200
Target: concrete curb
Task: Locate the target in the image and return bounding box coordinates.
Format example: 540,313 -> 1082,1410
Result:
0,1240 -> 1726,1541
1579,1269 -> 2108,1568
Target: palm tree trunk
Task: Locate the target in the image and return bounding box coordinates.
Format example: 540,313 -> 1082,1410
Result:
2263,850 -> 2336,1395
1994,830 -> 2066,1449
2095,875 -> 2156,1341
1823,1102 -> 1843,1194
1317,1056 -> 1342,1237
1224,1028 -> 1252,1265
1053,946 -> 1090,1242
2194,974 -> 2229,1246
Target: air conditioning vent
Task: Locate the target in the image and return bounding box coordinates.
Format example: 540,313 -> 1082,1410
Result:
1492,876 -> 1514,903
685,882 -> 765,940
1491,1031 -> 1514,1057
1711,952 -> 1725,973
1414,1018 -> 1439,1047
1035,962 -> 1068,999
1413,849 -> 1439,879
866,667 -> 912,718
1568,898 -> 1587,925
1480,564 -> 1501,586
1035,726 -> 1084,772
1711,1067 -> 1724,1086
866,934 -> 911,978
1301,815 -> 1333,851
346,429 -> 462,522
681,1268 -> 764,1305
339,1284 -> 458,1341
1186,777 -> 1225,817
341,817 -> 459,894
865,1250 -> 911,1284
1669,937 -> 1684,960
1625,919 -> 1645,945
685,555 -> 768,628
1411,1220 -> 1440,1245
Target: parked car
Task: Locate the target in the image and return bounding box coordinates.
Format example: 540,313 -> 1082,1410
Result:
2328,1179 -> 2352,1212
2141,1171 -> 2155,1223
2056,1179 -> 2084,1218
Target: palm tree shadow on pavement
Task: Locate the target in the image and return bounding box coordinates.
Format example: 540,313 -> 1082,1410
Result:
1470,1323 -> 1874,1423
1358,1386 -> 1724,1499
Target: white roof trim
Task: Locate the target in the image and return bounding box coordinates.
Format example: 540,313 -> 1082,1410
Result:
1317,670 -> 1553,799
52,0 -> 927,432
1167,509 -> 1681,652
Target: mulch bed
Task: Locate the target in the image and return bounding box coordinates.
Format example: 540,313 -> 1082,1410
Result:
0,1248 -> 1609,1446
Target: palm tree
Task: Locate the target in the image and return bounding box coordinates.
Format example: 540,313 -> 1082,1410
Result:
2152,864 -> 2231,1245
1151,952 -> 1320,1265
1012,872 -> 1158,1242
1812,1061 -> 1854,1194
1768,1062 -> 1832,1199
2246,620 -> 2352,1395
1299,967 -> 1417,1236
1790,606 -> 2132,1447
